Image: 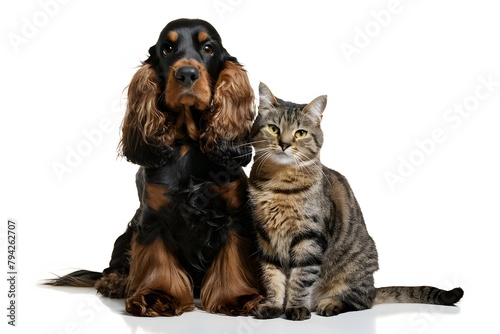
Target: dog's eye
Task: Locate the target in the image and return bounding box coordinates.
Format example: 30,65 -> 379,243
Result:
162,44 -> 174,56
203,44 -> 214,55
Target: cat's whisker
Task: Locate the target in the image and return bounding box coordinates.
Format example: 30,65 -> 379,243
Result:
234,139 -> 268,148
292,157 -> 314,181
294,153 -> 332,187
253,151 -> 273,176
253,147 -> 271,154
258,152 -> 274,176
231,150 -> 254,160
247,139 -> 269,146
293,152 -> 318,172
296,151 -> 330,180
292,155 -> 311,175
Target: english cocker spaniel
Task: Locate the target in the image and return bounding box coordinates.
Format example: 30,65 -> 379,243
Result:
48,18 -> 263,317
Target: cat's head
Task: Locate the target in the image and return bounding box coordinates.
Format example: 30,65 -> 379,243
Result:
251,82 -> 327,166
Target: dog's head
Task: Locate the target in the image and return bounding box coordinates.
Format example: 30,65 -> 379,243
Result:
149,19 -> 229,111
120,18 -> 255,167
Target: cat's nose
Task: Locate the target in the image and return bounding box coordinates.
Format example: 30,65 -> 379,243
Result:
279,142 -> 291,151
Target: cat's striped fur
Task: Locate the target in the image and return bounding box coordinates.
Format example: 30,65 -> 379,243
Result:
248,83 -> 463,321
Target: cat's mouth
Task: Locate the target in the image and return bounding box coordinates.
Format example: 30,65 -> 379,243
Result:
271,150 -> 295,165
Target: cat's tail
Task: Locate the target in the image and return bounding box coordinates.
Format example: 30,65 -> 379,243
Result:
374,286 -> 464,306
43,270 -> 103,287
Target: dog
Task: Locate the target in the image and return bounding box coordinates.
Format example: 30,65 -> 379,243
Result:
47,18 -> 263,317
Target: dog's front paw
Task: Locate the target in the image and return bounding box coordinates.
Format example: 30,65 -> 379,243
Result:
125,290 -> 195,317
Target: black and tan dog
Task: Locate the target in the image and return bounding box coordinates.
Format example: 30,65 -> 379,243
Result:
47,18 -> 263,317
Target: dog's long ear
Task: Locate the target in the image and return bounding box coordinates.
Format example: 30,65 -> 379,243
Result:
119,46 -> 174,167
200,60 -> 255,167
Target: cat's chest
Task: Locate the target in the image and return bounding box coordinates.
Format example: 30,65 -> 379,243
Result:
254,191 -> 310,236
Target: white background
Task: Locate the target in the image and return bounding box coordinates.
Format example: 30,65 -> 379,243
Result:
1,0 -> 499,333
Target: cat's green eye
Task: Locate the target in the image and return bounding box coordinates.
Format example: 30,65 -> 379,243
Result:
294,130 -> 308,139
268,125 -> 280,135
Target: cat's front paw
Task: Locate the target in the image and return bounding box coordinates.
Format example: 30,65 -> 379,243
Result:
255,304 -> 283,319
285,306 -> 311,321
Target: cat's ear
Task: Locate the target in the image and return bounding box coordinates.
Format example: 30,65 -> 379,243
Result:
259,82 -> 278,108
304,95 -> 327,123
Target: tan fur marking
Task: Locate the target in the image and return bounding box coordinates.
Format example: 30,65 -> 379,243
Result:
201,231 -> 263,315
179,144 -> 190,158
216,179 -> 245,209
168,31 -> 178,43
166,59 -> 212,111
146,183 -> 169,211
198,31 -> 209,43
126,237 -> 194,316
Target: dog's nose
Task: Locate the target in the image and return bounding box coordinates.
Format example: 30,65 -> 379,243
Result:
175,66 -> 200,87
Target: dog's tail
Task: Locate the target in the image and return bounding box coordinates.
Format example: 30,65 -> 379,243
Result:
44,270 -> 103,287
374,286 -> 463,306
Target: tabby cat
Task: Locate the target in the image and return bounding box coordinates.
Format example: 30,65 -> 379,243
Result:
248,83 -> 463,321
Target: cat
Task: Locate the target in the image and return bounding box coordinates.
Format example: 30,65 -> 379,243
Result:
248,82 -> 463,321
